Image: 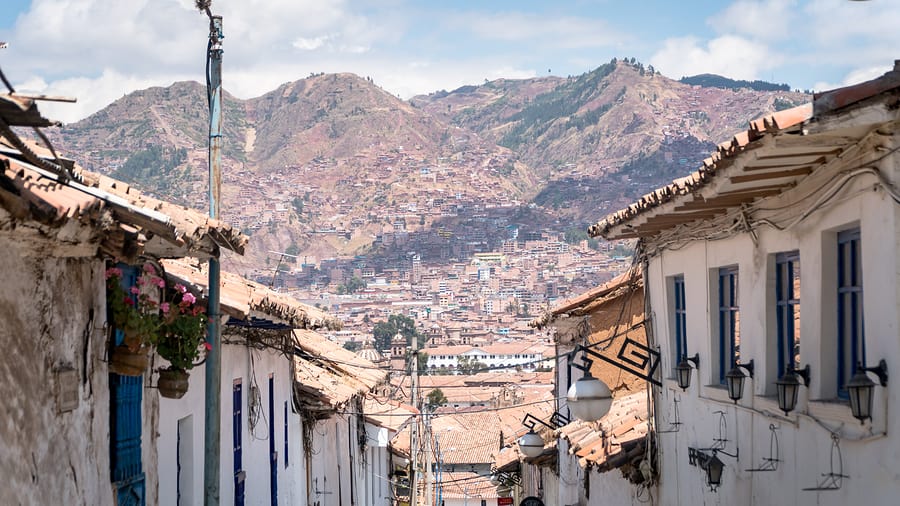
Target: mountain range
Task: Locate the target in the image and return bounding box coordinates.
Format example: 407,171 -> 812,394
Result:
46,59 -> 809,273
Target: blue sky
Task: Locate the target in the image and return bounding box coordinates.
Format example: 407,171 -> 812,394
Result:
0,0 -> 897,123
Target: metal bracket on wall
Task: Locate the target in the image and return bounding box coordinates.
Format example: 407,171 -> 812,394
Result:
802,434 -> 847,491
746,424 -> 780,472
572,337 -> 662,387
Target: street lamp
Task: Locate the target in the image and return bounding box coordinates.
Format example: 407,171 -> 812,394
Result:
517,430 -> 545,458
846,360 -> 888,423
725,359 -> 754,403
688,447 -> 726,491
566,372 -> 613,421
675,353 -> 700,391
517,412 -> 567,458
774,364 -> 810,415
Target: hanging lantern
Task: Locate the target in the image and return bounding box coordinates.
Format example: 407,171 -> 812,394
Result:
566,373 -> 613,422
725,360 -> 754,403
775,365 -> 810,415
775,372 -> 800,415
706,454 -> 725,489
517,430 -> 545,458
676,353 -> 699,391
846,360 -> 888,424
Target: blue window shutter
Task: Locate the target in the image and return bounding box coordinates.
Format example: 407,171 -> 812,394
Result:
284,401 -> 289,468
718,267 -> 739,384
775,251 -> 800,375
838,229 -> 864,398
109,264 -> 146,504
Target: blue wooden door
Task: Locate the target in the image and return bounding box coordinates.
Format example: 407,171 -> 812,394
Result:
268,375 -> 278,506
110,265 -> 145,505
233,380 -> 245,506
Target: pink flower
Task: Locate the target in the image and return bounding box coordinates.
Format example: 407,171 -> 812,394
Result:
154,278 -> 165,288
175,284 -> 187,294
183,292 -> 196,305
129,286 -> 140,295
160,302 -> 170,314
143,263 -> 157,275
203,342 -> 212,351
136,276 -> 146,286
105,267 -> 122,280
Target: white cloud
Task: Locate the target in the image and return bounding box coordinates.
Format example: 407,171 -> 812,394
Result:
293,36 -> 330,51
649,35 -> 779,81
712,0 -> 797,39
813,64 -> 893,93
14,69 -> 189,124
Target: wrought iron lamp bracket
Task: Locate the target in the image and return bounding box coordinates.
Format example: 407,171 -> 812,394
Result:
571,339 -> 662,387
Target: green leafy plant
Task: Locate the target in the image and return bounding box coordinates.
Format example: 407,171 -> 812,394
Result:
106,263 -> 209,370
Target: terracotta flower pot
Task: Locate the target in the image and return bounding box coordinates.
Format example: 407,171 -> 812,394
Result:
109,344 -> 150,376
158,368 -> 190,399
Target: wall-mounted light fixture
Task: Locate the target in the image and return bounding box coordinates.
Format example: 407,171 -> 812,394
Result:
846,360 -> 888,424
688,447 -> 725,491
567,339 -> 662,421
675,353 -> 700,391
490,471 -> 521,487
775,364 -> 810,415
725,359 -> 754,403
517,412 -> 567,459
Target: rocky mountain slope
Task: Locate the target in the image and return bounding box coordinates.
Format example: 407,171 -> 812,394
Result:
47,60 -> 810,272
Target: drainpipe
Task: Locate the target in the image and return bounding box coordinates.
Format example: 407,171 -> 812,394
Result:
204,13 -> 224,506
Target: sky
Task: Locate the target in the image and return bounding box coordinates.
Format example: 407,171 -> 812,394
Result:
0,0 -> 897,123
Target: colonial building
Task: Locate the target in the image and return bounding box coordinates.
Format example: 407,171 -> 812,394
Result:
592,62 -> 900,505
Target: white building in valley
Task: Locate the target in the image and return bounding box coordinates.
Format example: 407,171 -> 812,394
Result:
426,343 -> 551,373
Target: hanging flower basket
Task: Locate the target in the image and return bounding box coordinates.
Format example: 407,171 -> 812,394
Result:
108,344 -> 150,376
158,367 -> 190,399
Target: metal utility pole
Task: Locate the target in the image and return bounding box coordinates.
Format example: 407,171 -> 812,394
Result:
424,414 -> 432,506
201,3 -> 224,505
409,335 -> 419,506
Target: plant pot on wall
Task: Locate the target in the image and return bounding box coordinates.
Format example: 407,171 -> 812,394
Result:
157,367 -> 190,399
108,344 -> 150,376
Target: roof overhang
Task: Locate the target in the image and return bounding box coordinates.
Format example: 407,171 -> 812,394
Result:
592,61 -> 900,242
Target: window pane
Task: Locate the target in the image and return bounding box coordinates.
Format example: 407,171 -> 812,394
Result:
776,252 -> 800,374
837,229 -> 863,398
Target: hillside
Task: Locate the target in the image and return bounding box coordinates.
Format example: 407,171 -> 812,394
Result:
47,73 -> 539,272
411,59 -> 809,219
47,61 -> 811,272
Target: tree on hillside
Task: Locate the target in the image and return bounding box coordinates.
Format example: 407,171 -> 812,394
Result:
372,314 -> 423,351
337,276 -> 367,295
457,355 -> 488,375
426,388 -> 448,411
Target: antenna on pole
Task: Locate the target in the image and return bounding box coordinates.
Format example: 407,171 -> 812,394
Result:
268,250 -> 300,289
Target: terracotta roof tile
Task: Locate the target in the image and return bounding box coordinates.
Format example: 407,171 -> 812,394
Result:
1,136 -> 247,258
162,258 -> 339,329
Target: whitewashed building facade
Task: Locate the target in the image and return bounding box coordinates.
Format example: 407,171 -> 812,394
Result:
592,63 -> 900,505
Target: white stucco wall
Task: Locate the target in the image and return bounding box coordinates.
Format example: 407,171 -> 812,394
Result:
0,249 -> 158,505
157,333 -> 300,505
647,130 -> 900,505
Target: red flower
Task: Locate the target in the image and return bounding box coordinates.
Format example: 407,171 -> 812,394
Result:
203,342 -> 212,351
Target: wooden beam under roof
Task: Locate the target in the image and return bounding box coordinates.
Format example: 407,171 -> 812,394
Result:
673,188 -> 785,211
730,167 -> 813,184
638,209 -> 727,226
754,147 -> 843,160
744,157 -> 826,171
